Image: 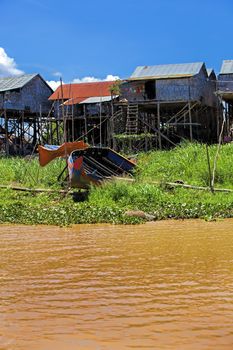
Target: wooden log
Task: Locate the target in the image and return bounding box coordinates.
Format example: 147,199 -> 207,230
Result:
1,178 -> 233,195
107,177 -> 233,193
0,184 -> 72,194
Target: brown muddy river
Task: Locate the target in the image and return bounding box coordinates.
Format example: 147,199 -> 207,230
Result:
1,220 -> 233,350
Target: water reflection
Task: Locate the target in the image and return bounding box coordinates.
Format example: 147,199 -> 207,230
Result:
1,220 -> 233,349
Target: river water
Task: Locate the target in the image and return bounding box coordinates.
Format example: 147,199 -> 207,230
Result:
1,220 -> 233,350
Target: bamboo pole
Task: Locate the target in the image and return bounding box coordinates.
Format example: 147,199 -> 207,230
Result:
0,184 -> 71,194
205,144 -> 214,193
84,104 -> 87,141
1,176 -> 233,194
188,101 -> 193,141
99,97 -> 102,146
4,109 -> 9,155
157,102 -> 162,149
106,177 -> 233,193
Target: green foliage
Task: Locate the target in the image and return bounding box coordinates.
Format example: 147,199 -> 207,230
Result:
114,133 -> 154,141
136,141 -> 233,188
109,80 -> 121,96
0,156 -> 65,188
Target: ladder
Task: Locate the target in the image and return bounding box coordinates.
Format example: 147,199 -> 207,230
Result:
126,103 -> 139,134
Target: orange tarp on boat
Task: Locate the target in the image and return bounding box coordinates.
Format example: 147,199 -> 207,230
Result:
38,141 -> 89,166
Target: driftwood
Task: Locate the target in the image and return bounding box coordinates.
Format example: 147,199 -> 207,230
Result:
109,177 -> 233,193
0,184 -> 72,194
0,177 -> 233,194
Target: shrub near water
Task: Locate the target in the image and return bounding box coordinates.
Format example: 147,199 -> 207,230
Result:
0,142 -> 233,225
0,156 -> 64,188
136,142 -> 233,188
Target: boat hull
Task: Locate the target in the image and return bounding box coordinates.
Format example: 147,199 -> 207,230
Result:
68,147 -> 135,189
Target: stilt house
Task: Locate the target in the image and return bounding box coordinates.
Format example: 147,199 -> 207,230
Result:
115,62 -> 218,151
0,74 -> 53,154
49,81 -> 118,145
217,60 -> 233,138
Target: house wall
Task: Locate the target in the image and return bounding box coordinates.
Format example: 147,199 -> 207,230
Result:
85,102 -> 111,116
0,75 -> 52,114
21,76 -> 53,114
54,101 -> 112,119
120,81 -> 145,102
156,68 -> 216,106
156,77 -> 190,101
218,74 -> 233,92
120,67 -> 217,107
0,93 -> 3,108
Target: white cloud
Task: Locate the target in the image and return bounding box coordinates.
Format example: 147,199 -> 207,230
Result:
47,80 -> 61,91
0,47 -> 24,77
104,74 -> 120,81
72,74 -> 120,84
72,76 -> 99,83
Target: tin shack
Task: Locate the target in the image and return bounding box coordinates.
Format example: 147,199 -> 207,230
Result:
49,81 -> 119,145
0,74 -> 53,154
117,62 -> 218,149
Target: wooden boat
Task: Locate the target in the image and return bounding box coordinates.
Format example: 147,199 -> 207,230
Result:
38,142 -> 135,190
38,141 -> 88,166
68,147 -> 135,189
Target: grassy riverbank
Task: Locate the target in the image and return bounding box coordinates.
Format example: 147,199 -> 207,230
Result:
0,142 -> 233,225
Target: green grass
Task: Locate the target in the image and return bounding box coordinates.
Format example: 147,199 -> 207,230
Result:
0,156 -> 65,188
136,141 -> 233,188
0,142 -> 233,225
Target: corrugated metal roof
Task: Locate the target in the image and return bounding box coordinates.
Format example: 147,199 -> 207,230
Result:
0,74 -> 37,92
220,60 -> 233,74
64,95 -> 118,106
49,81 -> 116,101
129,62 -> 204,80
79,95 -> 117,104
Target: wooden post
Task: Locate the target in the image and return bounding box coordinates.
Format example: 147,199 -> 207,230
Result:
71,104 -> 74,142
22,111 -> 25,155
19,111 -> 23,155
217,96 -> 221,142
145,135 -> 148,151
157,102 -> 162,149
4,109 -> 9,155
84,104 -> 87,142
227,102 -> 230,136
188,101 -> 193,142
195,109 -> 199,141
206,144 -> 214,193
33,119 -> 37,146
55,120 -> 59,144
109,101 -> 114,148
99,98 -> 102,146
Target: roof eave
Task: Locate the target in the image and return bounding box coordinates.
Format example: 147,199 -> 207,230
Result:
127,74 -> 194,81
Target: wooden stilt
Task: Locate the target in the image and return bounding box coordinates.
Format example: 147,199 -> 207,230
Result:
157,102 -> 162,149
84,105 -> 88,141
4,109 -> 9,155
188,101 -> 193,142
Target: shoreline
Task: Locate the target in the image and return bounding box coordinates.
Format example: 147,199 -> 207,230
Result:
1,142 -> 233,226
1,217 -> 233,228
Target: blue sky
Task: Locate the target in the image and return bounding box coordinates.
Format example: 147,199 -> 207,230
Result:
1,0 -> 233,88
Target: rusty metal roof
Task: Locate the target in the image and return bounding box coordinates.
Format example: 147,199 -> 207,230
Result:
220,60 -> 233,74
0,74 -> 37,92
49,81 -> 116,102
129,62 -> 205,80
